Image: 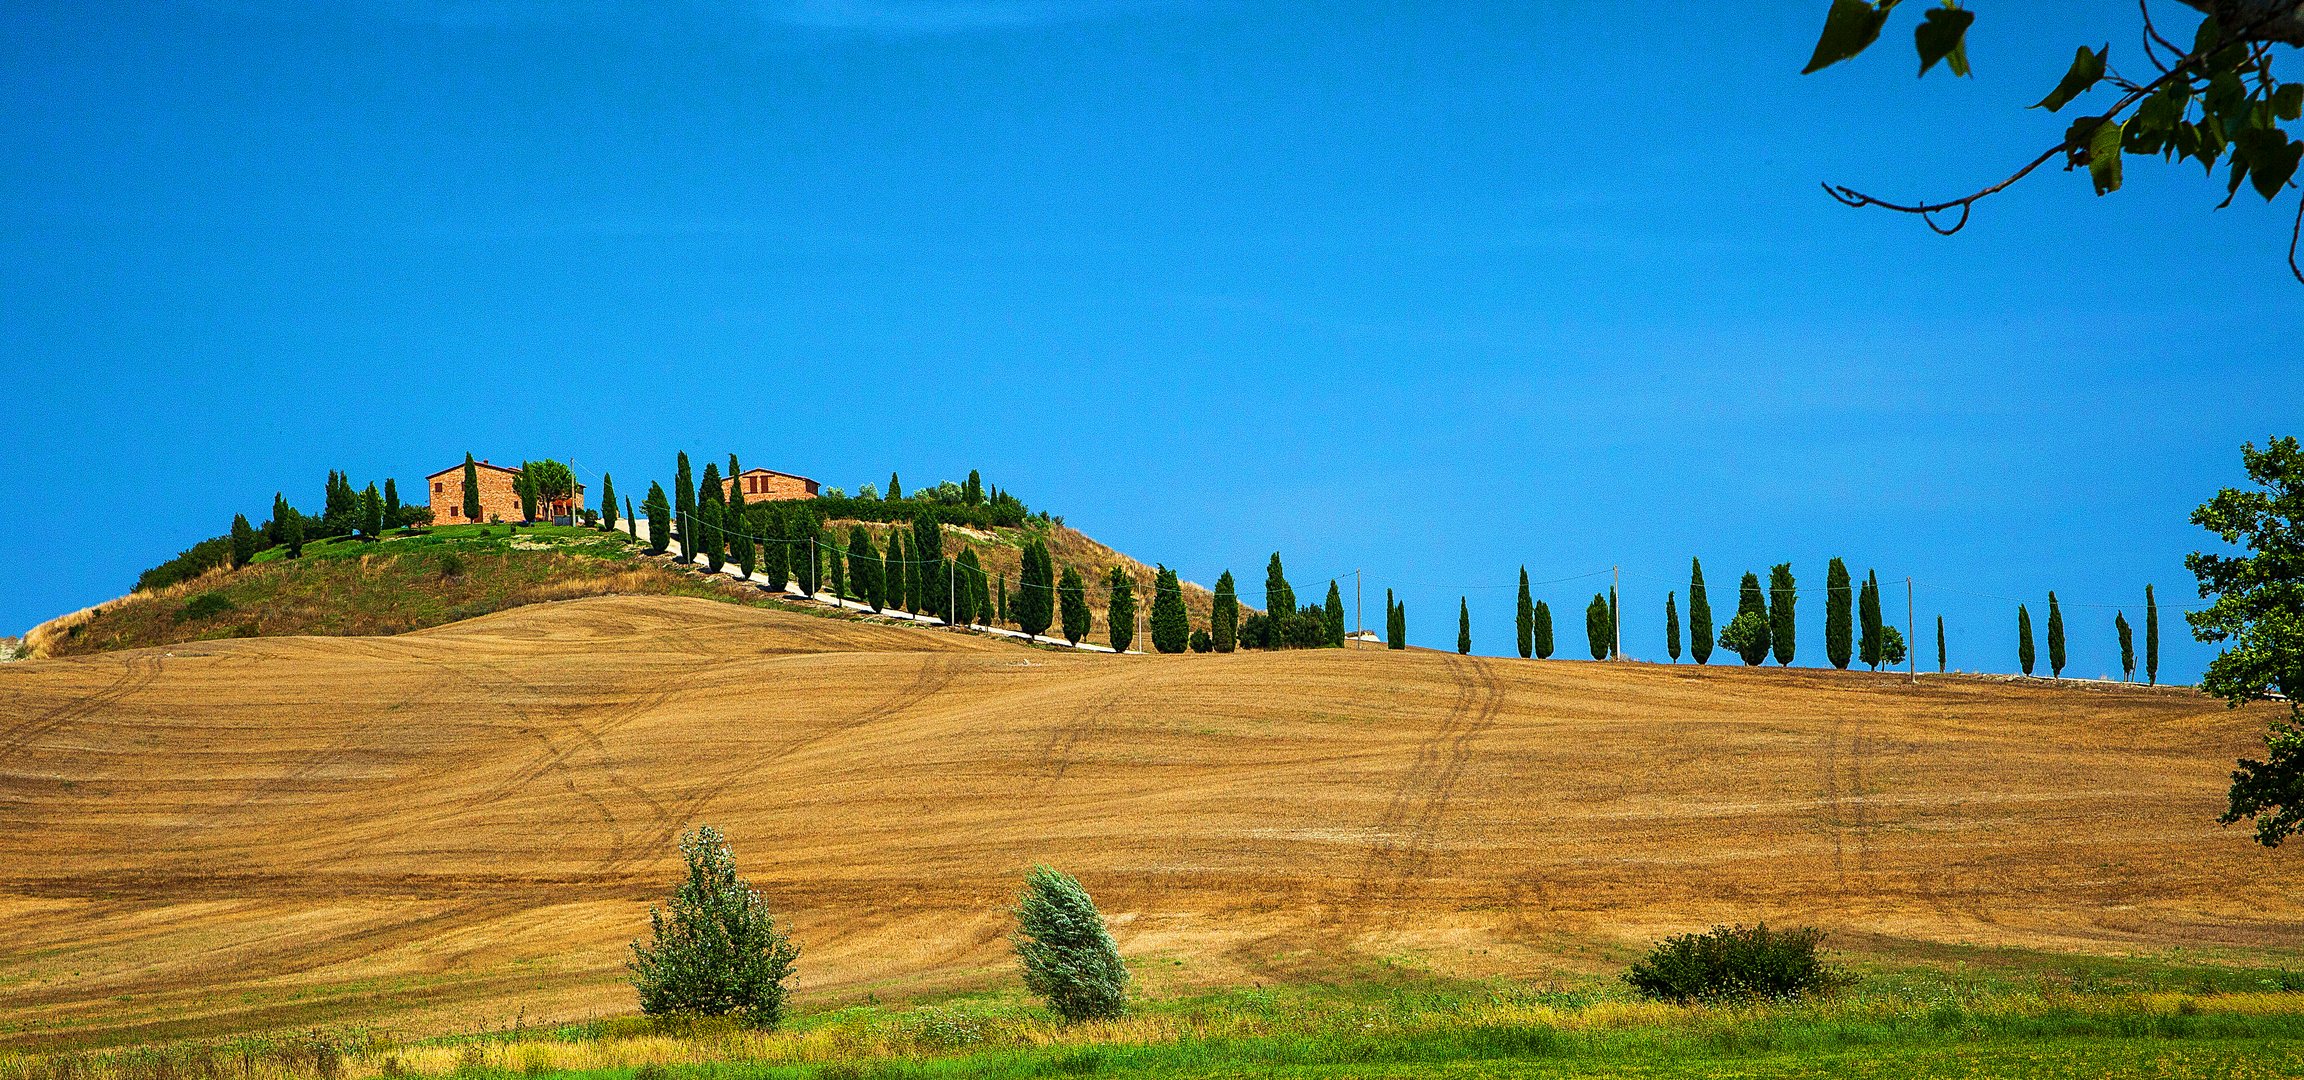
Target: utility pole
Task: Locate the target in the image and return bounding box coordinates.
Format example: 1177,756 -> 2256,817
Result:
1907,577 -> 1916,684
1354,569 -> 1363,648
1613,565 -> 1622,660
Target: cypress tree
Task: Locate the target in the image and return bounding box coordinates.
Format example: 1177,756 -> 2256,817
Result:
1768,562 -> 1797,666
1516,568 -> 1534,659
758,506 -> 788,591
976,556 -> 997,627
2116,612 -> 2136,682
1585,593 -> 1610,660
729,507 -> 755,580
1457,597 -> 1471,655
2017,604 -> 2036,675
1936,615 -> 1945,673
1211,571 -> 1238,653
887,472 -> 902,501
625,497 -> 636,539
1852,573 -> 1870,663
1665,591 -> 1681,662
462,453 -> 482,522
674,452 -> 696,562
1825,557 -> 1853,670
644,482 -> 670,554
1106,568 -> 1136,653
699,500 -> 725,573
2144,584 -> 2159,686
958,548 -> 987,625
283,506 -> 303,558
1059,566 -> 1090,645
1323,581 -> 1345,647
1736,571 -> 1771,663
360,483 -> 384,538
1017,539 -> 1054,638
230,514 -> 257,568
1151,566 -> 1189,653
849,528 -> 882,610
516,470 -> 538,523
1534,600 -> 1554,659
383,478 -> 400,525
725,464 -> 748,559
270,492 -> 292,546
795,514 -> 820,597
698,463 -> 723,515
2046,591 -> 2066,679
964,469 -> 983,505
1264,553 -> 1293,619
1688,558 -> 1714,665
601,474 -> 618,531
830,529 -> 849,601
882,531 -> 904,608
1608,586 -> 1619,658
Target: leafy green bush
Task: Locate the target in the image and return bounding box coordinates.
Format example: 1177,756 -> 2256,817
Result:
1623,923 -> 1852,1003
176,592 -> 238,623
628,825 -> 800,1028
1013,865 -> 1128,1022
139,536 -> 233,593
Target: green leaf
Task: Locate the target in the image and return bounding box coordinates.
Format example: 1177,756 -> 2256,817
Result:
1914,5 -> 1974,77
1804,0 -> 1902,74
2235,128 -> 2302,200
2194,15 -> 2224,58
2276,83 -> 2304,122
2088,118 -> 2125,195
2033,45 -> 2107,112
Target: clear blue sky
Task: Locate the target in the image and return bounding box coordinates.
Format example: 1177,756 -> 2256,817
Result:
4,2 -> 2298,680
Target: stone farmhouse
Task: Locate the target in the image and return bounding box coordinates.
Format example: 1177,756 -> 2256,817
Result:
426,459 -> 587,524
722,467 -> 820,502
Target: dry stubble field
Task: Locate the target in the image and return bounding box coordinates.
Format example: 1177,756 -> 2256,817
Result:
0,595 -> 2295,1049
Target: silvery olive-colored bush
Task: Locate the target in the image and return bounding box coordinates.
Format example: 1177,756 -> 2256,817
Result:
628,825 -> 799,1028
1012,865 -> 1128,1022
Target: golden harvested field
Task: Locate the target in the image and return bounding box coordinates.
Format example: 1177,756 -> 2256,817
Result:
0,595 -> 2295,1050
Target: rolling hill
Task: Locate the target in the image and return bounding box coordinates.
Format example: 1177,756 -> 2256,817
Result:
0,594 -> 2292,1050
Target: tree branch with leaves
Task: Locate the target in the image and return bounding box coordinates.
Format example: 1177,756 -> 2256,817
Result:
1804,1 -> 2304,281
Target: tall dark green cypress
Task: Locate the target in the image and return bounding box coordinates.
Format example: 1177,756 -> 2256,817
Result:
1936,615 -> 1946,673
382,479 -> 400,525
1106,568 -> 1136,653
1457,597 -> 1471,655
887,472 -> 901,500
699,499 -> 725,573
2144,584 -> 2159,686
1533,600 -> 1554,659
673,452 -> 695,563
283,505 -> 303,558
1768,563 -> 1797,667
729,508 -> 755,581
795,513 -> 820,597
1688,558 -> 1714,665
850,526 -> 881,611
1017,539 -> 1054,638
2046,591 -> 2066,679
958,548 -> 987,626
1516,568 -> 1534,659
270,492 -> 292,546
1264,553 -> 1293,620
1386,589 -> 1405,650
1825,557 -> 1853,670
2116,612 -> 2135,682
643,482 -> 670,554
1323,581 -> 1345,647
230,514 -> 257,568
1585,593 -> 1610,660
761,505 -> 789,591
884,532 -> 906,609
1665,591 -> 1681,662
2017,604 -> 2036,675
1735,571 -> 1770,660
1151,566 -> 1189,653
1211,571 -> 1238,653
1059,565 -> 1090,645
460,455 -> 482,522
360,483 -> 384,538
625,497 -> 636,539
600,474 -> 618,532
1852,573 -> 1870,663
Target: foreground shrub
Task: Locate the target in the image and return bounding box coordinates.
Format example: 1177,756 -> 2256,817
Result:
1013,865 -> 1128,1022
1623,923 -> 1851,1003
176,592 -> 237,623
628,825 -> 799,1028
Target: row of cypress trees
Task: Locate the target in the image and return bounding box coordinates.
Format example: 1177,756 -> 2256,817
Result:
2013,587 -> 2158,683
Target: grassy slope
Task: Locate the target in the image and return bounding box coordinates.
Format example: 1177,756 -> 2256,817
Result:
0,595 -> 2290,1054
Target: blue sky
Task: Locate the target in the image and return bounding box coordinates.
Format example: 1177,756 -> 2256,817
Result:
3,1 -> 2297,680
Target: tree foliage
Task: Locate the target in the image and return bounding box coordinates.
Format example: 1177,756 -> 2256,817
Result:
1768,562 -> 1797,666
2018,604 -> 2037,675
627,825 -> 799,1029
1150,565 -> 1189,652
1586,593 -> 1611,660
644,482 -> 671,555
1665,591 -> 1681,662
1017,539 -> 1055,639
1826,557 -> 1854,670
2188,436 -> 2304,846
2047,590 -> 2068,678
1517,568 -> 1535,659
1106,568 -> 1136,653
1457,596 -> 1471,655
1211,570 -> 1238,653
1534,599 -> 1554,659
1804,1 -> 2304,282
1012,866 -> 1128,1023
462,453 -> 482,522
1689,558 -> 1715,665
1733,572 -> 1772,666
1059,566 -> 1090,646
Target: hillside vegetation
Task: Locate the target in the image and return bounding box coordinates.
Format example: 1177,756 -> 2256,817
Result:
0,594 -> 2287,1051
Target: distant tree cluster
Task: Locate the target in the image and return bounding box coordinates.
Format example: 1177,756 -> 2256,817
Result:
135,467 -> 429,592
